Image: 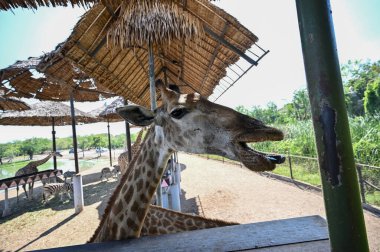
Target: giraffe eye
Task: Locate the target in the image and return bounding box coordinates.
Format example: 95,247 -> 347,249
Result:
170,108 -> 188,119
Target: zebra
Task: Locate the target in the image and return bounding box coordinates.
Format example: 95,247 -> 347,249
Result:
100,167 -> 112,181
42,182 -> 73,202
63,171 -> 76,183
112,165 -> 121,179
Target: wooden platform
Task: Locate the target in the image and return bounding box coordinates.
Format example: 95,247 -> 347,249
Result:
39,215 -> 329,252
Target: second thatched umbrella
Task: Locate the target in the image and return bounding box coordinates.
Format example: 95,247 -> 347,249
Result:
90,97 -> 132,167
0,101 -> 99,170
0,96 -> 30,111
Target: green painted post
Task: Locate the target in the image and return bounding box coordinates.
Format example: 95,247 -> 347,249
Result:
295,1 -> 369,251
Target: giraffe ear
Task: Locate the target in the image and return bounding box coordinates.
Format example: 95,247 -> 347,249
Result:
116,105 -> 155,126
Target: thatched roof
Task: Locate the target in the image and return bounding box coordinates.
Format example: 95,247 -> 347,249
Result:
0,101 -> 98,126
0,56 -> 116,102
0,0 -> 215,11
0,0 -> 95,10
107,0 -> 203,48
37,0 -> 264,107
89,97 -> 125,122
99,97 -> 125,121
0,96 -> 30,111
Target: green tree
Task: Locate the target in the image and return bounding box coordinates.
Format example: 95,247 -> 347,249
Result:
364,78 -> 380,116
342,60 -> 380,117
291,88 -> 311,121
19,138 -> 50,160
0,144 -> 6,165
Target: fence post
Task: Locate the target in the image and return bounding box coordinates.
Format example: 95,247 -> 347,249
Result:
288,151 -> 294,180
73,174 -> 84,214
356,165 -> 366,204
2,188 -> 11,217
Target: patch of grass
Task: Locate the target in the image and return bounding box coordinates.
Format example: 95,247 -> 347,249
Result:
365,191 -> 380,206
272,163 -> 321,186
0,160 -> 65,179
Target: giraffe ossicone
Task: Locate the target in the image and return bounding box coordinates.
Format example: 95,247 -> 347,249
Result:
90,80 -> 285,242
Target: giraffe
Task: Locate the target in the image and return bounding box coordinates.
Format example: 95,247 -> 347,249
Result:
89,80 -> 285,242
117,128 -> 145,175
112,127 -> 238,238
15,151 -> 62,201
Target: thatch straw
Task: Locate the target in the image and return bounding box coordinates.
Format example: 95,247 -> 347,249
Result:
0,101 -> 99,126
0,0 -> 95,10
0,96 -> 30,111
0,57 -> 115,102
89,97 -> 125,122
107,0 -> 203,49
27,0 -> 259,107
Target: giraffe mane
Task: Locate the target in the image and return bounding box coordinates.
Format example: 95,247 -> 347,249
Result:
88,127 -> 153,243
152,205 -> 239,226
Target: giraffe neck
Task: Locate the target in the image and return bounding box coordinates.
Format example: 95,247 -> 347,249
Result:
28,153 -> 53,168
91,127 -> 173,242
134,129 -> 144,147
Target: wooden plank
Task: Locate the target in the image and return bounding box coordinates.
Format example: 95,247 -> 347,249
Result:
40,215 -> 329,252
252,240 -> 330,252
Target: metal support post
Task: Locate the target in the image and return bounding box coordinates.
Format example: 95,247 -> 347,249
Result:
52,117 -> 57,170
170,154 -> 181,211
356,166 -> 366,204
149,41 -> 162,207
124,100 -> 132,162
288,151 -> 293,180
69,93 -> 80,174
107,119 -> 112,167
295,1 -> 369,251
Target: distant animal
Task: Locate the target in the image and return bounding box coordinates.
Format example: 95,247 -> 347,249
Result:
42,175 -> 65,185
100,167 -> 112,181
15,151 -> 62,201
63,171 -> 76,183
42,182 -> 73,202
117,129 -> 145,174
112,165 -> 121,179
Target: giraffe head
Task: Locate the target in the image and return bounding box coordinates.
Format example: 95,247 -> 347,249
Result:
117,80 -> 285,171
51,151 -> 63,157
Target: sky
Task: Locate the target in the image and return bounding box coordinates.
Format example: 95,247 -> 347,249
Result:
0,0 -> 379,143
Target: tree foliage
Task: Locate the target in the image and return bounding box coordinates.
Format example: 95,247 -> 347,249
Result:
235,60 -> 380,166
364,78 -> 380,116
342,60 -> 380,117
0,132 -> 140,162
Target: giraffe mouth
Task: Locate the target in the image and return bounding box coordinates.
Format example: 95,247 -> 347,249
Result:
235,141 -> 285,172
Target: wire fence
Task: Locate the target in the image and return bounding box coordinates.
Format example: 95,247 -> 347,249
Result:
203,153 -> 380,207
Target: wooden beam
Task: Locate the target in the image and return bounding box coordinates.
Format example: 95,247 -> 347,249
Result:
204,26 -> 257,66
200,22 -> 229,92
73,42 -> 145,105
165,68 -> 198,93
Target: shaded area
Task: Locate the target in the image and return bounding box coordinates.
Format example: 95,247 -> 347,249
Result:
15,213 -> 77,252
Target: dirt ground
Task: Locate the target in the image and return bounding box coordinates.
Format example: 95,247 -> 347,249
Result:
0,153 -> 379,251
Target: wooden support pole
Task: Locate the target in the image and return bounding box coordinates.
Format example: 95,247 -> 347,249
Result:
73,174 -> 84,214
296,1 -> 369,251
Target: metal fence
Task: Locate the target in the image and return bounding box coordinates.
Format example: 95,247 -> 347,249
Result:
203,152 -> 380,207
282,153 -> 380,206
